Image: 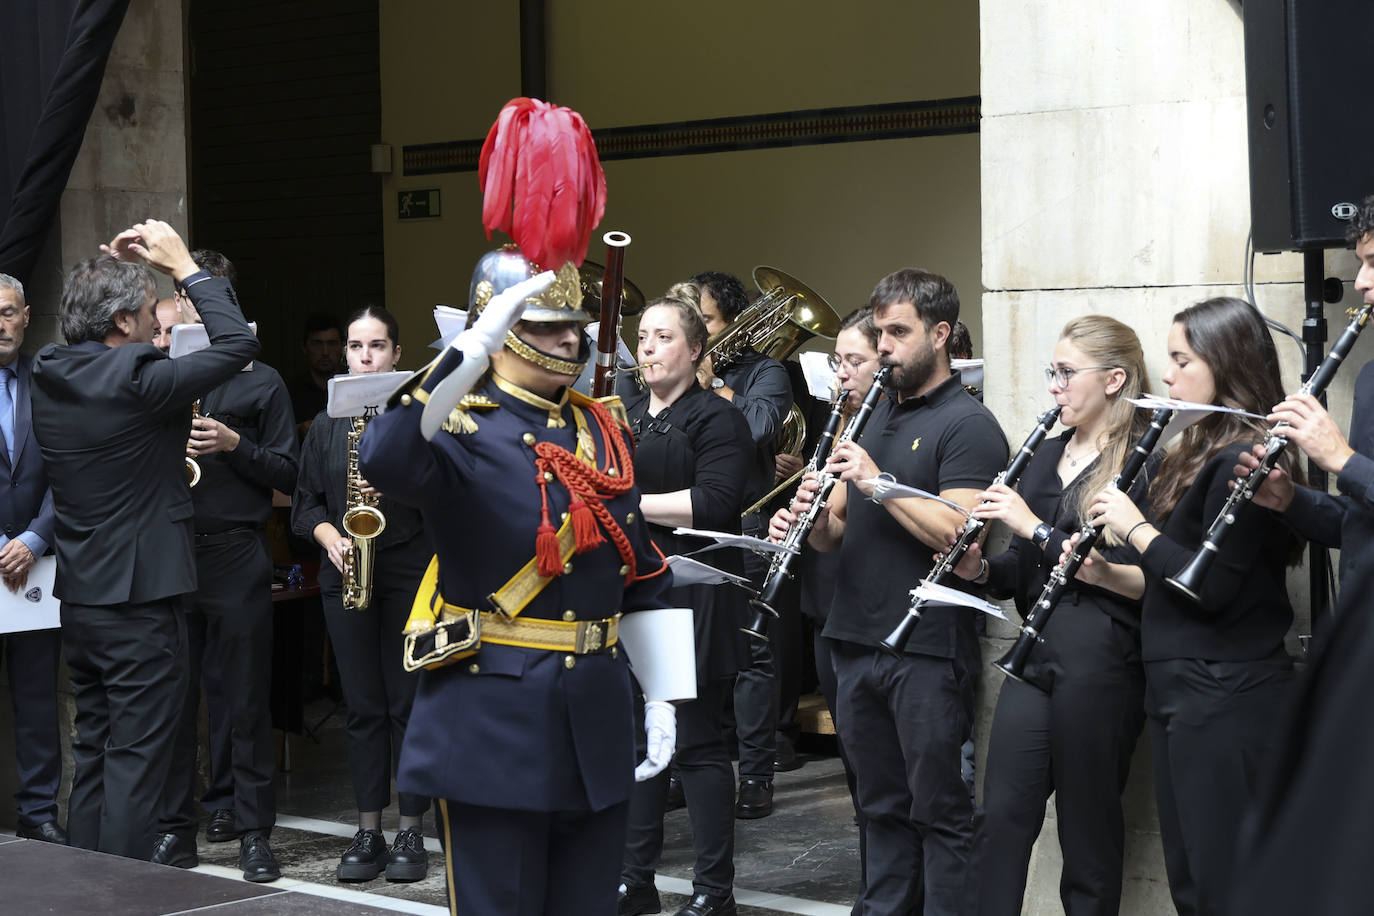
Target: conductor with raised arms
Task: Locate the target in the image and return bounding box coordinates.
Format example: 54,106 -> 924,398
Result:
30,220 -> 258,860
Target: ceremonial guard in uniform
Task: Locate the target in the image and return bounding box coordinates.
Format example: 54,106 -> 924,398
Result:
359,98 -> 691,916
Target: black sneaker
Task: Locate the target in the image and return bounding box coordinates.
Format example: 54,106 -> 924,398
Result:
239,831 -> 281,883
337,828 -> 387,882
385,827 -> 428,882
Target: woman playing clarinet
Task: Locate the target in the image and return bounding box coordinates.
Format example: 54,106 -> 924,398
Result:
1082,297 -> 1302,916
953,315 -> 1152,915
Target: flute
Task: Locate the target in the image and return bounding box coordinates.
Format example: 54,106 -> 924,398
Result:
995,406 -> 1174,683
879,405 -> 1063,655
743,367 -> 891,640
1165,301 -> 1374,602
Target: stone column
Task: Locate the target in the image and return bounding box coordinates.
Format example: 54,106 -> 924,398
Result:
975,2 -> 1351,911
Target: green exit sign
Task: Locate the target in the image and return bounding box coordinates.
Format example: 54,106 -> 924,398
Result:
398,189 -> 441,220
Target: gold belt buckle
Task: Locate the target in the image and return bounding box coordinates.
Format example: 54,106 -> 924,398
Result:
575,620 -> 606,654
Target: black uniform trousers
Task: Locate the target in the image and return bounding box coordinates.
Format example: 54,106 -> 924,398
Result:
833,640 -> 973,916
163,529 -> 276,837
439,797 -> 629,916
62,597 -> 188,858
814,634 -> 864,916
624,676 -> 735,898
1145,654 -> 1292,916
733,539 -> 777,777
965,607 -> 1145,916
322,544 -> 429,816
0,628 -> 63,827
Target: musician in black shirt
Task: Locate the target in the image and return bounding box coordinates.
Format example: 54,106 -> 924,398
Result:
1087,297 -> 1301,916
154,250 -> 298,882
293,306 -> 432,883
953,316 -> 1151,915
778,269 -> 1007,915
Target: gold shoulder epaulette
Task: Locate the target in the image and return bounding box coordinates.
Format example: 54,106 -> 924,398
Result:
442,394 -> 499,435
569,389 -> 629,430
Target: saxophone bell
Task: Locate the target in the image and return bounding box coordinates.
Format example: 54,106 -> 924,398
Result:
342,412 -> 386,611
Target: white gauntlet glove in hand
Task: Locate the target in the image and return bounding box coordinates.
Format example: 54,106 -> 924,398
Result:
420,270 -> 555,440
634,700 -> 676,782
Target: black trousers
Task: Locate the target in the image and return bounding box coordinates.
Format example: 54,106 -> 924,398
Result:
439,797 -> 628,916
322,545 -> 429,816
966,607 -> 1145,916
814,633 -> 865,916
163,530 -> 277,836
623,676 -> 735,898
0,627 -> 63,827
1145,654 -> 1292,916
62,597 -> 188,859
734,541 -> 777,777
833,640 -> 973,916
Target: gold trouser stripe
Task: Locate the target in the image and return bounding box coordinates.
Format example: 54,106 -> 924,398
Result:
439,798 -> 458,915
478,610 -> 619,653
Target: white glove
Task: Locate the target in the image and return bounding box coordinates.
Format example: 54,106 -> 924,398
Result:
420,270 -> 555,440
634,700 -> 676,782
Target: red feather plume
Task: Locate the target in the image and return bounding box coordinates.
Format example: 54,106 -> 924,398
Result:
478,98 -> 607,269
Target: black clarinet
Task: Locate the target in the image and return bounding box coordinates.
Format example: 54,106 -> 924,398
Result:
1166,301 -> 1374,602
996,406 -> 1174,682
878,405 -> 1062,656
743,367 -> 891,639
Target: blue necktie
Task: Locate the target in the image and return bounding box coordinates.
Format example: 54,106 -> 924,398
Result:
0,368 -> 14,464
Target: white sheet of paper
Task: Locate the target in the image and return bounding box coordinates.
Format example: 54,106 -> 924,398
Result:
665,554 -> 751,587
863,476 -> 972,517
168,321 -> 259,358
798,351 -> 839,400
327,372 -> 406,418
431,305 -> 467,349
909,580 -> 1007,620
671,527 -> 799,556
0,555 -> 59,634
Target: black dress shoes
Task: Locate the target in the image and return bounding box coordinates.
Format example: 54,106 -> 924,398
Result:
618,881 -> 661,915
206,808 -> 240,842
674,893 -> 737,916
16,821 -> 67,845
150,832 -> 199,868
735,776 -> 774,819
337,828 -> 388,881
239,831 -> 281,882
384,827 -> 427,882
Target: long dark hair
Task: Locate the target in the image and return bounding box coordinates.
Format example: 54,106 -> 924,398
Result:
1149,297 -> 1304,539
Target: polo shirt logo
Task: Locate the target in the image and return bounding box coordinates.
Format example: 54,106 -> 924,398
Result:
910,437 -> 922,451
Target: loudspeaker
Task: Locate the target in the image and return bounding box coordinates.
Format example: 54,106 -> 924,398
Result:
1245,0 -> 1374,252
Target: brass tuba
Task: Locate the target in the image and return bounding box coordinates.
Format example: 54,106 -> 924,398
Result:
341,411 -> 386,610
706,266 -> 842,477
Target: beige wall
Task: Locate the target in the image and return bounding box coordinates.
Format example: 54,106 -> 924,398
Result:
378,1 -> 982,366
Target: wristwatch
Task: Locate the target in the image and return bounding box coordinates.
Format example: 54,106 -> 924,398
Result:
710,377 -> 725,390
1031,523 -> 1052,550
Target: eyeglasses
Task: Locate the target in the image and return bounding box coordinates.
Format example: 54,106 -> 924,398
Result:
1044,365 -> 1115,387
828,353 -> 874,372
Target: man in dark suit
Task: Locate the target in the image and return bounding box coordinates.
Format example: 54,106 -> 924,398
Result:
0,274 -> 64,845
30,220 -> 258,861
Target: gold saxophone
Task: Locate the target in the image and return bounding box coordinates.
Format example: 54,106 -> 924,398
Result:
185,400 -> 202,487
341,413 -> 386,610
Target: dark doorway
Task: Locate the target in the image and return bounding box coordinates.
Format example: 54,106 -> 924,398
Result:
187,0 -> 382,381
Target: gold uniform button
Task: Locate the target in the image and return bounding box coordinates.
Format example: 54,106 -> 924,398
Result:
626,512 -> 636,524
564,655 -> 576,670
400,394 -> 413,406
610,646 -> 617,658
563,561 -> 574,575
467,663 -> 480,675
619,564 -> 630,576
522,433 -> 536,446
544,471 -> 555,482
562,610 -> 576,622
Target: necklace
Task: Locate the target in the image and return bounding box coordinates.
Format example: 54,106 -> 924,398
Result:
1064,438 -> 1099,468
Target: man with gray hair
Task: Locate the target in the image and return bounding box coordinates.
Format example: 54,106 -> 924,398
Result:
29,220 -> 258,861
0,273 -> 63,845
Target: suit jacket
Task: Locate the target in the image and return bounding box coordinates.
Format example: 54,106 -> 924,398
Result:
31,277 -> 259,606
0,355 -> 55,550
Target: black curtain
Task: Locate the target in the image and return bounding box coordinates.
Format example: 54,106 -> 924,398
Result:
0,0 -> 131,284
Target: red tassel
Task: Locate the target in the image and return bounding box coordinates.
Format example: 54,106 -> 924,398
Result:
570,497 -> 604,553
536,520 -> 562,577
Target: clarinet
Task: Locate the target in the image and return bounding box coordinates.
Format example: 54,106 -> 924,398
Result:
742,367 -> 891,639
995,406 -> 1174,682
879,405 -> 1063,656
1166,301 -> 1374,602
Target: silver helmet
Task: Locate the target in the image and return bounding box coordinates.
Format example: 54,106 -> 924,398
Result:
467,245 -> 595,324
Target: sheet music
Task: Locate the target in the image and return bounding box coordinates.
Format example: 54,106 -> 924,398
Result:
671,527 -> 799,557
909,579 -> 1007,620
326,372 -> 406,418
665,554 -> 751,587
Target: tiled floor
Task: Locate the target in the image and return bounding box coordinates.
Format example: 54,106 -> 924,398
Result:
1,697 -> 862,914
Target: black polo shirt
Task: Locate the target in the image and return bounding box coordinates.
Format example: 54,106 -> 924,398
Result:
823,372 -> 1008,658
